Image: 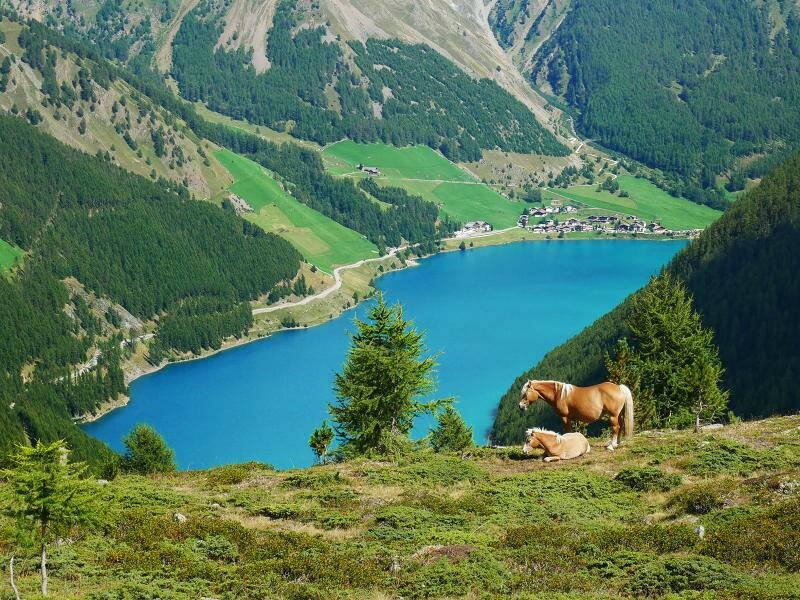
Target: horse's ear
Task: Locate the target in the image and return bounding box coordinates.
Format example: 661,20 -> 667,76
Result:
525,428 -> 534,436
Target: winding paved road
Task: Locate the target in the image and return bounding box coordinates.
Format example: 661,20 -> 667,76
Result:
252,248 -> 405,315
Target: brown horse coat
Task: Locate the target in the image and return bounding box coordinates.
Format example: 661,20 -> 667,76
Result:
519,380 -> 634,450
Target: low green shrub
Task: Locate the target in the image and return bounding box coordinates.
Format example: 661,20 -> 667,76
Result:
194,534 -> 239,563
364,455 -> 485,486
625,555 -> 742,597
590,523 -> 699,554
668,481 -> 730,515
680,437 -> 797,477
311,487 -> 359,508
472,469 -> 640,525
587,549 -> 653,578
255,502 -> 304,519
314,510 -> 360,530
281,470 -> 350,489
205,462 -> 268,487
702,497 -> 800,570
615,465 -> 682,492
397,549 -> 510,598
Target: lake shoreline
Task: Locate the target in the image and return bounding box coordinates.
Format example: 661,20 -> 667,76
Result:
83,233 -> 685,427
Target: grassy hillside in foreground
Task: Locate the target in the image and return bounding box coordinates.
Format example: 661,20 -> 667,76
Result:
2,415 -> 799,598
0,238 -> 23,270
216,149 -> 377,272
323,141 -> 525,229
545,176 -> 722,230
491,153 -> 800,445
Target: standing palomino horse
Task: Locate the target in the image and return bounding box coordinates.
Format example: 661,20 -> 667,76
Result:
518,380 -> 634,450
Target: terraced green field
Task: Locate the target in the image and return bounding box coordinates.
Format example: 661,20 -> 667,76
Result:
0,238 -> 23,271
395,180 -> 522,229
323,140 -> 475,181
216,150 -> 377,273
323,141 -> 523,228
545,176 -> 722,230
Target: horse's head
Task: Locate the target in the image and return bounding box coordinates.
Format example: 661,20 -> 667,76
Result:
519,380 -> 541,410
522,428 -> 543,454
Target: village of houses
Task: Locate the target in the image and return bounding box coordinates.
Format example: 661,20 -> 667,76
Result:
227,162 -> 700,244
454,202 -> 701,239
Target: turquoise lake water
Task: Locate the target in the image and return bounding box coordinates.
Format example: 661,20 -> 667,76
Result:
84,240 -> 685,469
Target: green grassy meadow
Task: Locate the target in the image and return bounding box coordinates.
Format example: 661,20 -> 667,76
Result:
323,141 -> 524,228
216,149 -> 377,272
395,179 -> 522,228
323,140 -> 475,181
545,176 -> 722,230
2,416 -> 798,598
0,238 -> 23,271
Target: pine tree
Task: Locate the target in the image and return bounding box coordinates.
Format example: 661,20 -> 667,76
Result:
429,405 -> 474,453
330,295 -> 440,453
1,441 -> 99,597
606,273 -> 728,429
121,424 -> 176,474
309,420 -> 334,464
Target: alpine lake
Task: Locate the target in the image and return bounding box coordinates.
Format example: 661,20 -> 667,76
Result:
84,240 -> 686,469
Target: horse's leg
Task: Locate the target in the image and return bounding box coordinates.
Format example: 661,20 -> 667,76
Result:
561,415 -> 572,433
607,414 -> 620,450
544,456 -> 560,462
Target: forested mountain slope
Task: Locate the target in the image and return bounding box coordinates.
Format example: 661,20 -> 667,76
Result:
0,14 -> 231,198
0,112 -> 302,463
491,153 -> 800,444
167,0 -> 568,161
523,0 -> 800,197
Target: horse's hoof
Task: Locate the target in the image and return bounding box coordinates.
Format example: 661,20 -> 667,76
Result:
606,445 -> 615,451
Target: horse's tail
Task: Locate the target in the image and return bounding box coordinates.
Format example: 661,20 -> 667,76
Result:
620,384 -> 634,439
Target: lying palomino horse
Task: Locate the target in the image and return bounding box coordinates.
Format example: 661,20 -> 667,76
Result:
519,380 -> 633,450
523,428 -> 591,462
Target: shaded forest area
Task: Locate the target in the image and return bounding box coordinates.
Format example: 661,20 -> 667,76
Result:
531,0 -> 800,207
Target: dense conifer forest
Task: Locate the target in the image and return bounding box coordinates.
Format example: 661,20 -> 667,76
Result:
0,113 -> 301,463
530,0 -> 800,203
170,0 -> 567,160
491,153 -> 800,444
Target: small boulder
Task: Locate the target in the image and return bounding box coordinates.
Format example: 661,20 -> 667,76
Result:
96,479 -> 110,486
174,512 -> 188,523
694,525 -> 706,539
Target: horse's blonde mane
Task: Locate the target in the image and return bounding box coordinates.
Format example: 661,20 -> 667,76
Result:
526,427 -> 560,438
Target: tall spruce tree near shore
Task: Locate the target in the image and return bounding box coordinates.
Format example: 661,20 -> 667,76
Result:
330,295 -> 440,454
606,273 -> 728,429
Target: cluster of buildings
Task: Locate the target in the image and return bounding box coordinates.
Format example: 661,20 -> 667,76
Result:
517,204 -> 577,227
523,213 -> 673,236
356,163 -> 381,176
453,221 -> 493,237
